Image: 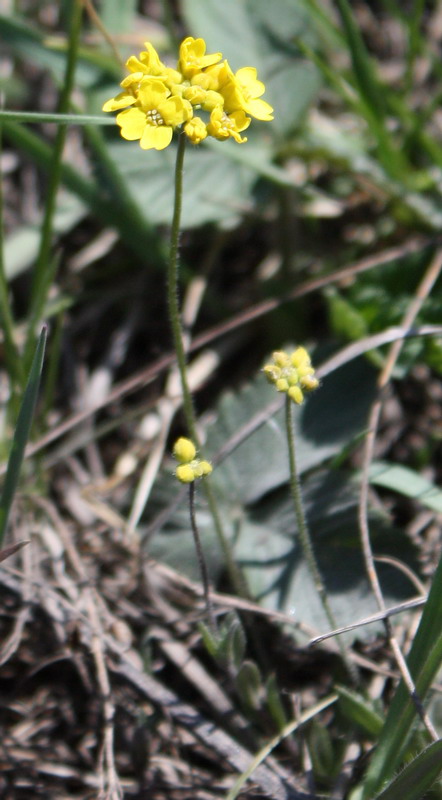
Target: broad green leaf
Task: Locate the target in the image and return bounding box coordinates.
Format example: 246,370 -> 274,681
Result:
149,358 -> 417,636
99,0 -> 137,34
105,140 -> 257,229
206,356 -> 377,505
0,328 -> 47,545
373,741 -> 442,800
369,461 -> 442,514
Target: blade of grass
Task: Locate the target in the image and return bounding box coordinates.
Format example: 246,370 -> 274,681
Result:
0,110 -> 115,125
0,326 -> 47,546
374,740 -> 442,800
23,0 -> 83,370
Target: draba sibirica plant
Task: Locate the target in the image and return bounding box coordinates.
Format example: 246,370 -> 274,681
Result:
102,36 -> 274,149
173,437 -> 213,484
262,347 -> 320,404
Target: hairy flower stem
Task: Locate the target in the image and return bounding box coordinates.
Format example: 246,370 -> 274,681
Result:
285,396 -> 356,682
167,133 -> 247,599
189,483 -> 217,634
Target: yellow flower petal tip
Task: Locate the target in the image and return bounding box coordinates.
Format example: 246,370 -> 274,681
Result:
263,347 -> 319,404
102,37 -> 273,150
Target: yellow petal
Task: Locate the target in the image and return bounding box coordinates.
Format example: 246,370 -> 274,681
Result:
116,107 -> 146,140
102,92 -> 136,112
140,124 -> 173,150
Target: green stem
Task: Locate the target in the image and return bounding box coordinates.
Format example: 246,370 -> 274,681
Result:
285,396 -> 356,680
167,133 -> 247,598
24,0 -> 83,369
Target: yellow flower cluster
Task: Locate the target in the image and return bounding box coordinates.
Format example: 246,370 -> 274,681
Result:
263,348 -> 319,404
102,37 -> 273,150
173,437 -> 213,483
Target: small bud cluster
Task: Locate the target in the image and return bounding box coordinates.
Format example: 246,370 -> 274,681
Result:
263,347 -> 319,404
173,437 -> 213,483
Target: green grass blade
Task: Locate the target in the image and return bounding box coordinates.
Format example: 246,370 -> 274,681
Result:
0,326 -> 47,546
360,546 -> 442,798
23,0 -> 82,369
334,0 -> 385,119
374,740 -> 442,800
0,110 -> 114,125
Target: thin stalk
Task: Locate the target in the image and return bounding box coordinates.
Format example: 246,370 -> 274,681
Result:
189,482 -> 217,635
167,133 -> 247,598
285,396 -> 356,681
24,0 -> 83,369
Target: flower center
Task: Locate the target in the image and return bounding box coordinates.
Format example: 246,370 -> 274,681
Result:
220,112 -> 233,133
146,108 -> 164,126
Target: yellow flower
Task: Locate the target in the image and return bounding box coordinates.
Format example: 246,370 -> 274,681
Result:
206,105 -> 250,143
263,347 -> 319,404
102,37 -> 273,149
173,437 -> 213,483
178,37 -> 222,79
223,66 -> 274,121
116,79 -> 192,150
176,464 -> 196,483
184,117 -> 208,144
173,437 -> 196,463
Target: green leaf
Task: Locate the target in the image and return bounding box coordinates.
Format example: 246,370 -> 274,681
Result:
105,139 -> 257,229
336,685 -> 384,738
0,327 -> 47,545
99,0 -> 137,34
149,358 -> 417,637
236,660 -> 263,712
369,461 -> 442,514
265,674 -> 287,730
308,718 -> 337,782
373,741 -> 442,800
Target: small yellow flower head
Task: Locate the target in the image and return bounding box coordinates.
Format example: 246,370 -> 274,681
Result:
176,464 -> 196,483
263,347 -> 319,405
173,437 -> 196,463
102,37 -> 273,150
206,105 -> 250,143
173,438 -> 213,483
183,117 -> 208,144
115,79 -> 192,150
178,37 -> 222,80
